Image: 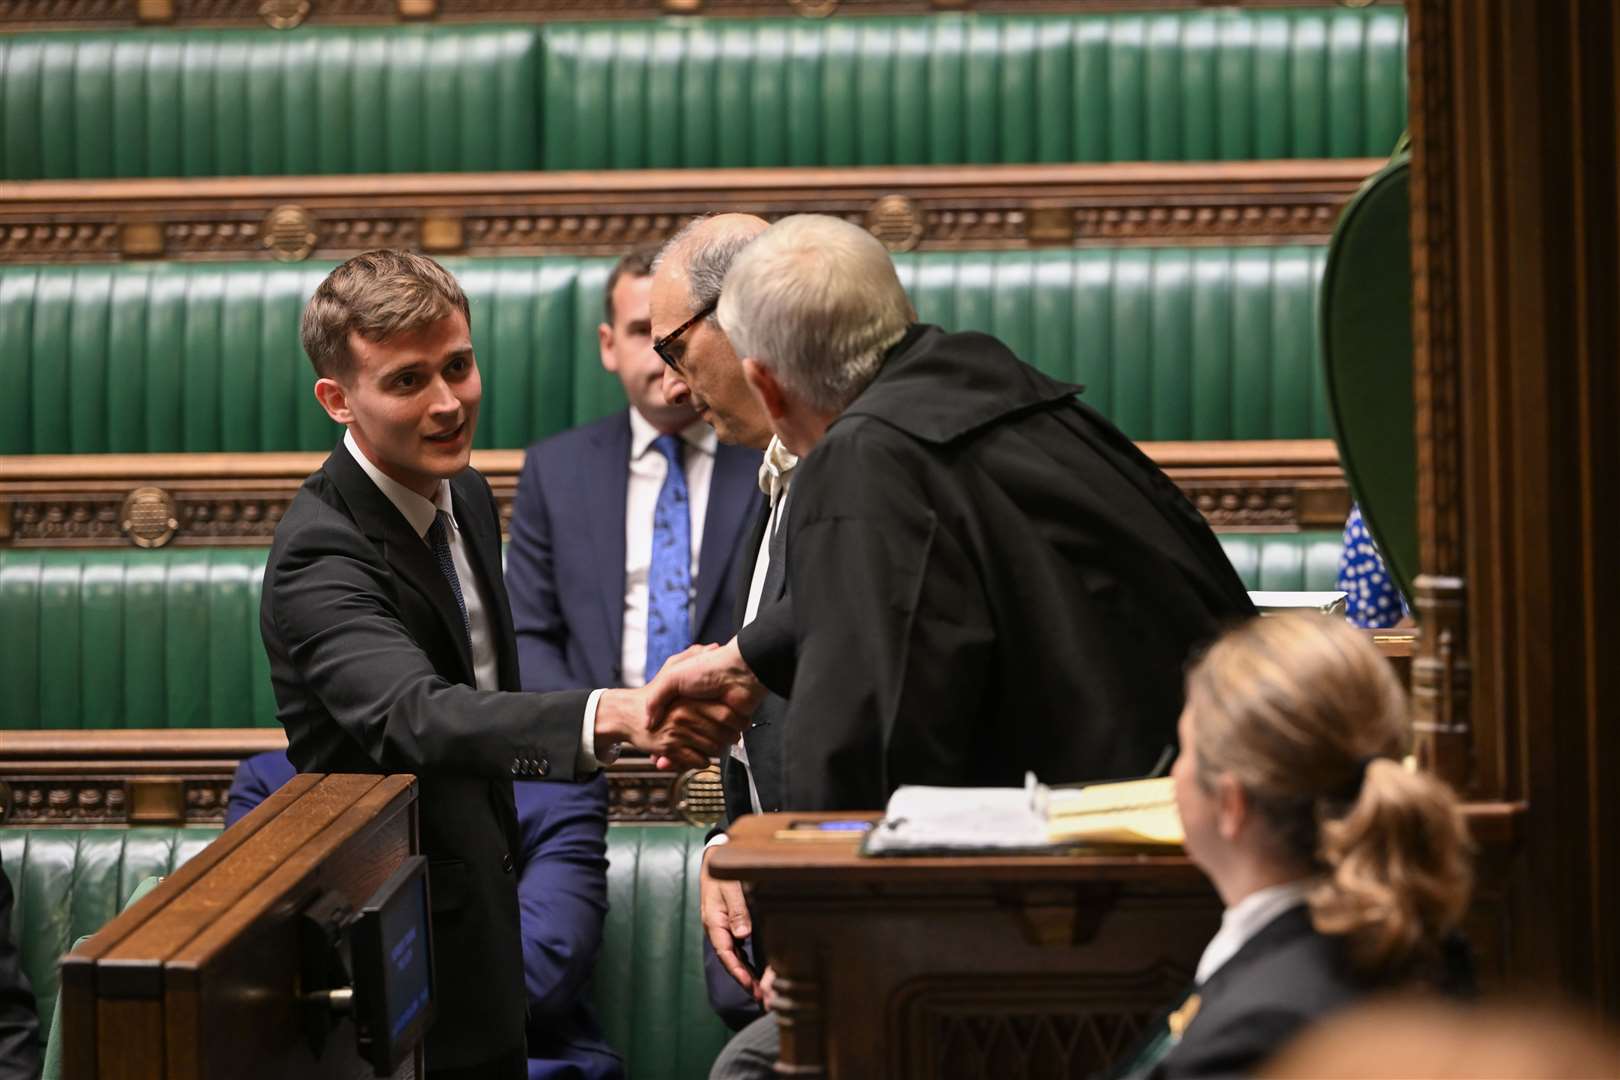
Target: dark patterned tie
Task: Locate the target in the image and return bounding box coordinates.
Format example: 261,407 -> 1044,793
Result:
426,511 -> 471,649
644,434 -> 693,681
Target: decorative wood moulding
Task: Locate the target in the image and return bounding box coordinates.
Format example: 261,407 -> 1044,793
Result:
0,441 -> 1347,549
0,729 -> 717,827
0,161 -> 1380,264
0,0 -> 1382,30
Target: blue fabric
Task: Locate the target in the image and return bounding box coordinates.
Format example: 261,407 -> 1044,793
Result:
225,752 -> 623,1079
1337,504 -> 1407,629
505,410 -> 763,693
643,434 -> 693,681
428,512 -> 472,646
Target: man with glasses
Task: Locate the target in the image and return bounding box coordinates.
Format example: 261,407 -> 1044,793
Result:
506,248 -> 762,700
649,214 -> 798,1032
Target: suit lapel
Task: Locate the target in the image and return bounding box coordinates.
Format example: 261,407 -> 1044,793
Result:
452,474 -> 521,692
323,441 -> 475,685
588,414 -> 632,669
696,442 -> 763,636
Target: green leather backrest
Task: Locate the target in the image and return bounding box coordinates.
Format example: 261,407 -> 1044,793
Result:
0,247 -> 1330,454
0,827 -> 217,1044
0,9 -> 1406,179
542,10 -> 1407,169
1217,530 -> 1341,592
2,533 -> 1334,731
0,548 -> 278,730
0,28 -> 542,179
1321,153 -> 1417,599
596,825 -> 732,1080
0,824 -> 723,1070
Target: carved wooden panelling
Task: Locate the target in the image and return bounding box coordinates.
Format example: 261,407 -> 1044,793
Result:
0,731 -> 706,827
0,442 -> 1347,549
894,968 -> 1189,1078
0,0 -> 1374,30
0,162 -> 1378,264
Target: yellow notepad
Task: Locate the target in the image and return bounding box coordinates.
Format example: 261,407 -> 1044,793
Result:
1045,777 -> 1183,846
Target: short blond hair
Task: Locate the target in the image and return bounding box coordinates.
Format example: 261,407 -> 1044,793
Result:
301,249 -> 471,381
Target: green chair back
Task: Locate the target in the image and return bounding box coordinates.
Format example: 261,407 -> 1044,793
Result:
1319,153 -> 1416,597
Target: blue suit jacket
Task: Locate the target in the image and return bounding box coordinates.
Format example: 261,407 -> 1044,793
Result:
227,752 -> 624,1080
506,410 -> 764,692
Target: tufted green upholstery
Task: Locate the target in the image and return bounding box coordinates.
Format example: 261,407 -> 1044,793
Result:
3,824 -> 726,1078
0,28 -> 542,179
1218,531 -> 1341,592
0,548 -> 277,730
0,9 -> 1406,180
594,825 -> 732,1078
542,10 -> 1407,169
0,828 -> 216,1044
897,247 -> 1334,441
2,533 -> 1336,731
0,247 -> 1331,454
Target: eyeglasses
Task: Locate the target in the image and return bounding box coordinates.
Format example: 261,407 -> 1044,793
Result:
653,300 -> 718,373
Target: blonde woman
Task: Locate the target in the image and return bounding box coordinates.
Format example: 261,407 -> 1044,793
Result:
1151,614 -> 1474,1079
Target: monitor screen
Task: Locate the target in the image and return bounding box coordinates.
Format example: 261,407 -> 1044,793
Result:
350,856 -> 435,1075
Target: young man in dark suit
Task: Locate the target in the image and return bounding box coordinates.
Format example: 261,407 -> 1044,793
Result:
506,248 -> 762,696
261,250 -> 754,1080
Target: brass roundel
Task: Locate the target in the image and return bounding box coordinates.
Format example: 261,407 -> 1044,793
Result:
865,194 -> 925,254
120,486 -> 179,549
262,205 -> 318,262
673,764 -> 726,828
789,0 -> 839,18
260,0 -> 311,28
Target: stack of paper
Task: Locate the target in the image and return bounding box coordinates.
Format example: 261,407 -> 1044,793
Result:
1045,776 -> 1182,845
859,774 -> 1183,856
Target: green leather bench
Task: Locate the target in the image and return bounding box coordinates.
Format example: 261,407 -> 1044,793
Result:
0,534 -> 1341,730
0,823 -> 730,1080
0,10 -> 1407,179
0,246 -> 1332,455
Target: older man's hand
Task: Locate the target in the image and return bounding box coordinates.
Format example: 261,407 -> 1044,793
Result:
643,638 -> 765,770
593,644 -> 755,770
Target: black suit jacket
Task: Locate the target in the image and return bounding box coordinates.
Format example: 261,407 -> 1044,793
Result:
720,499 -> 789,823
1151,907 -> 1364,1080
261,441 -> 589,1070
737,324 -> 1256,811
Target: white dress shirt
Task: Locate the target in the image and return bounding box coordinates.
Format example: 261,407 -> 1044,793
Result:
729,435 -> 800,817
1193,878 -> 1314,986
343,432 -> 604,772
620,410 -> 717,687
344,430 -> 498,691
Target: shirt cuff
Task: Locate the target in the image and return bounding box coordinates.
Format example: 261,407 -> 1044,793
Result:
578,688 -> 605,774
704,831 -> 730,851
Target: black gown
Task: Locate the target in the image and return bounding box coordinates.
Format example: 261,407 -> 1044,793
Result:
737,323 -> 1256,811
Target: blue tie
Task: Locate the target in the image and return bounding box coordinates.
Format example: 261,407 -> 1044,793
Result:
427,511 -> 471,649
645,434 -> 693,681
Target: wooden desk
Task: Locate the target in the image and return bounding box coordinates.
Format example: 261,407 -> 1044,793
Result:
61,772 -> 420,1080
707,814 -> 1219,1079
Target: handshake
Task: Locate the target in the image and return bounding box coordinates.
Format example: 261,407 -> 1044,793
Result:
592,639 -> 765,771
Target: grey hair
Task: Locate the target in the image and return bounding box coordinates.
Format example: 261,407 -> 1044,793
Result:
653,214 -> 759,324
717,215 -> 914,414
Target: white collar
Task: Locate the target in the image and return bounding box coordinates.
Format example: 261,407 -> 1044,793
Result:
757,435 -> 800,506
343,429 -> 457,541
1194,878 -> 1314,986
629,408 -> 716,461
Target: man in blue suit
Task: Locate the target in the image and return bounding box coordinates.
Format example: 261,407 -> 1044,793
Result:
506,248 -> 763,694
228,752 -> 623,1080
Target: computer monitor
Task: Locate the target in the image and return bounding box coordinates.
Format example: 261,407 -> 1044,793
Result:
348,855 -> 435,1076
